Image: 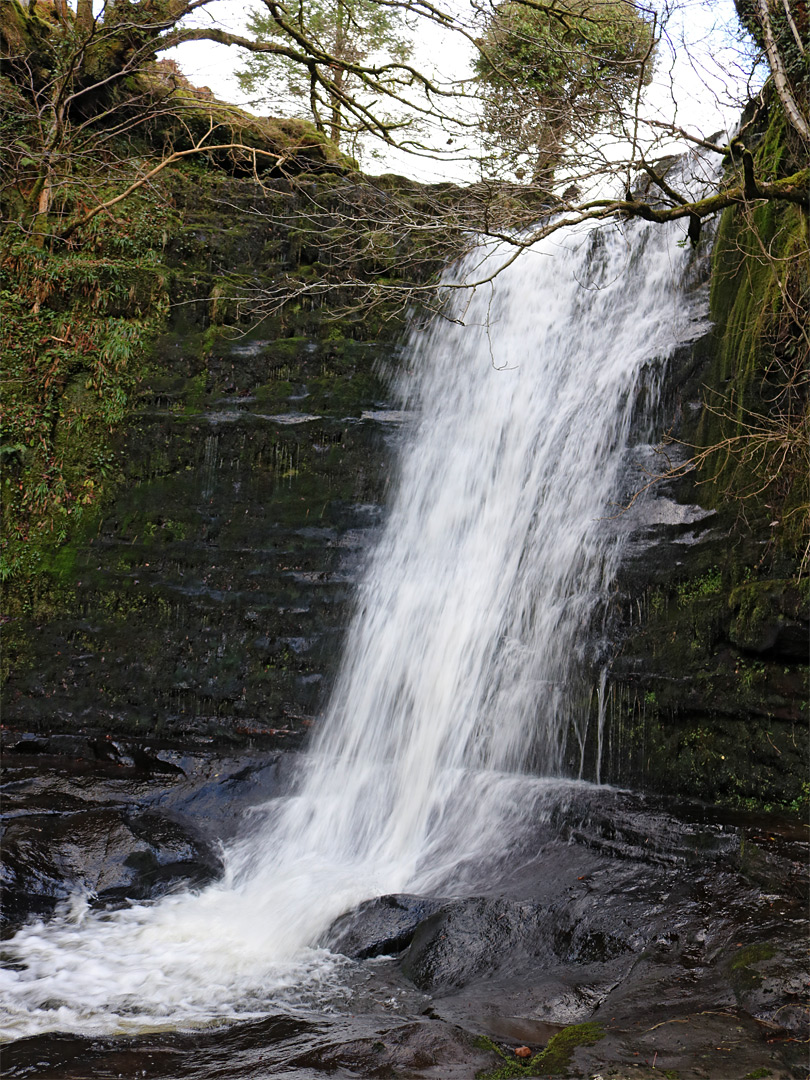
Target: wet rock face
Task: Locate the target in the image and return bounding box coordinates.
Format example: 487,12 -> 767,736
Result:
322,893 -> 445,960
1,809 -> 220,923
1,1012 -> 496,1080
2,376 -> 395,746
393,796 -> 809,1074
314,786 -> 809,1077
582,326 -> 810,809
319,788 -> 808,1059
2,764 -> 807,1079
3,171 -> 413,752
325,890 -> 635,990
4,291 -> 402,750
401,899 -> 551,993
0,744 -> 287,929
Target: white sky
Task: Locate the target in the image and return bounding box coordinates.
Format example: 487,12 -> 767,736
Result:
86,0 -> 763,183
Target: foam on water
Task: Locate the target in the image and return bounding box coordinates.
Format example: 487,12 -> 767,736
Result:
0,178 -> 713,1040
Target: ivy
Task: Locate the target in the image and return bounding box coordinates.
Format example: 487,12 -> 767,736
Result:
0,195 -> 173,599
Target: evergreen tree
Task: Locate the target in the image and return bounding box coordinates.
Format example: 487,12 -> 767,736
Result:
474,0 -> 656,181
236,0 -> 414,149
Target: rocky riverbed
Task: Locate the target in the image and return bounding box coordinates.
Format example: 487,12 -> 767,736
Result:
2,738 -> 807,1079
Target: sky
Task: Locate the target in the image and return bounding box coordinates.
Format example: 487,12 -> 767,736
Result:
162,0 -> 762,182
89,0 -> 763,184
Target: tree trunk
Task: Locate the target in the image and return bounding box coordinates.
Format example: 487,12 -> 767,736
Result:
30,171 -> 52,249
756,0 -> 810,142
76,0 -> 94,35
329,73 -> 344,146
328,0 -> 347,145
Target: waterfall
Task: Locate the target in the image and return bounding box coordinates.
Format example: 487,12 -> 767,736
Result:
0,203 -> 711,1041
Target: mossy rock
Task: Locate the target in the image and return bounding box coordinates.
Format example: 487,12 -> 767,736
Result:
729,942 -> 777,994
476,1023 -> 606,1078
728,578 -> 809,658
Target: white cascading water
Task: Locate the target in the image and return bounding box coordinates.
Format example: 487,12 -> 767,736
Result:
0,194 -> 712,1040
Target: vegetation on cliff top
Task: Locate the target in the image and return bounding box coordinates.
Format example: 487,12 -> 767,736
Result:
2,1 -> 807,248
1,0 -> 807,603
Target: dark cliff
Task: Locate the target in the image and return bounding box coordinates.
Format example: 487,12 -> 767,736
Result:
1,165 -> 447,753
587,102 -> 808,810
2,100 -> 807,809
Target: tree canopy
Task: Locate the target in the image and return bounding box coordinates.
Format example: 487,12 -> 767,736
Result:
0,0 -> 807,252
1,0 -> 806,584
473,0 -> 656,181
235,0 -> 414,150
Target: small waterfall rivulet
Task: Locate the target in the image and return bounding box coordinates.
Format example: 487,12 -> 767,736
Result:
0,174 -> 714,1040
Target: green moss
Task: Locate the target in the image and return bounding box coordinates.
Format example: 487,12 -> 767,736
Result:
476,1023 -> 606,1078
730,941 -> 778,995
601,666 -> 808,810
744,1068 -> 772,1079
1,185 -> 173,602
676,567 -> 723,606
271,337 -> 311,360
727,577 -> 804,654
255,380 -> 296,409
701,100 -> 809,552
730,943 -> 775,971
306,371 -> 384,416
709,207 -> 776,389
182,372 -> 209,413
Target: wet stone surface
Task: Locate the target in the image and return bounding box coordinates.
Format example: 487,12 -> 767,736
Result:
1,753 -> 807,1079
590,334 -> 810,809
0,741 -> 291,926
322,894 -> 446,961
3,323 -> 402,748
2,807 -> 220,923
